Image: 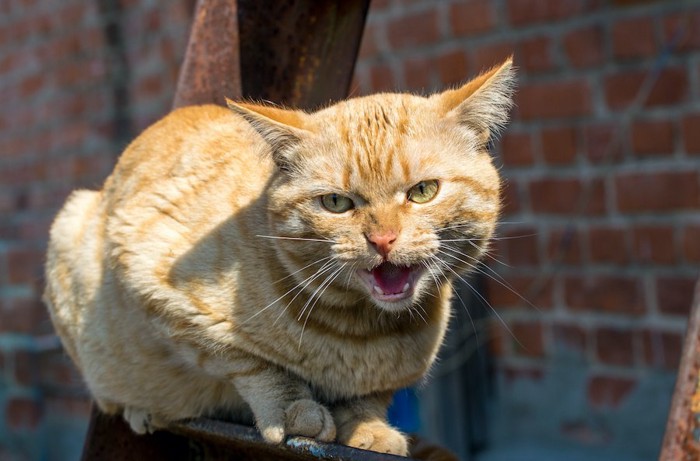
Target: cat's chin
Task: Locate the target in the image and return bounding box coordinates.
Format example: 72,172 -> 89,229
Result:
356,263 -> 425,312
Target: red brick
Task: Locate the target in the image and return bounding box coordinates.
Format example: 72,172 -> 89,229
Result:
499,228 -> 539,266
511,321 -> 545,357
657,276 -> 697,317
44,397 -> 92,420
605,68 -> 689,111
0,297 -> 49,334
403,56 -> 432,91
582,122 -> 624,164
500,178 -> 522,215
682,113 -> 700,154
358,23 -> 379,59
529,178 -> 581,214
12,350 -> 36,387
7,247 -> 44,285
586,178 -> 608,216
369,63 -> 395,92
135,73 -> 165,100
507,0 -> 584,26
517,80 -> 591,119
502,365 -> 545,384
519,36 -> 554,73
588,226 -> 629,264
595,328 -> 635,366
371,0 -> 391,9
632,225 -> 677,265
500,131 -> 535,166
612,17 -> 657,59
552,323 -> 588,354
587,375 -> 636,408
20,73 -> 46,97
472,41 -> 515,71
547,227 -> 582,264
631,119 -> 675,156
486,274 -> 553,310
5,397 -> 42,430
565,275 -> 646,315
489,319 -> 507,356
615,171 -> 700,213
541,126 -> 577,165
662,11 -> 700,53
449,0 -> 495,37
37,351 -> 83,389
642,329 -> 683,370
682,224 -> 700,263
435,49 -> 469,86
387,9 -> 440,50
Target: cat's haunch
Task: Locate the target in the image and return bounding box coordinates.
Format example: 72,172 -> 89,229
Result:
44,58 -> 515,456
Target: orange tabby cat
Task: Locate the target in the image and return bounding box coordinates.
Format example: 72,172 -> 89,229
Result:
44,58 -> 514,455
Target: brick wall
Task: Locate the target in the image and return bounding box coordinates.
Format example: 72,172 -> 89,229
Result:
354,0 -> 700,456
1,0 -> 699,459
0,0 -> 191,458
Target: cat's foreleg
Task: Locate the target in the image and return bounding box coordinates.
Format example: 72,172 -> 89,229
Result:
231,365 -> 336,444
332,391 -> 408,456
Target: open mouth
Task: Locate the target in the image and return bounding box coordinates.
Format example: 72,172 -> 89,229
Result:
357,263 -> 424,302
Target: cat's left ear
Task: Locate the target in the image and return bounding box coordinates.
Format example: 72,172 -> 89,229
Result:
226,99 -> 311,170
433,57 -> 516,145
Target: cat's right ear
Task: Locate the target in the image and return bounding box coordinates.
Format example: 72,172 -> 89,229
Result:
226,99 -> 311,171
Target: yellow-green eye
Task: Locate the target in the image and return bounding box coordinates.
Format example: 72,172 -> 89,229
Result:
320,193 -> 354,213
408,180 -> 439,204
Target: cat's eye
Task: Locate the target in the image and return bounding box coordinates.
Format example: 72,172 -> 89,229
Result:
407,180 -> 439,204
320,193 -> 354,213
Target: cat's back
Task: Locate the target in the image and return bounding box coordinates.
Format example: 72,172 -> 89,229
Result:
104,104 -> 272,206
45,104 -> 274,363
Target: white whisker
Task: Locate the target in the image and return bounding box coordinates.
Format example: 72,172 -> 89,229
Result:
272,256 -> 332,285
441,245 -> 538,312
274,261 -> 337,325
241,259 -> 333,325
434,258 -> 524,350
256,234 -> 335,244
298,263 -> 347,348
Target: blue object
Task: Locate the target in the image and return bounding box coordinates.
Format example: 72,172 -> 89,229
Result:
388,388 -> 420,433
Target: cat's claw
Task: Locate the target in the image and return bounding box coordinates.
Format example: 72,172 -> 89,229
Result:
285,399 -> 336,442
338,420 -> 408,456
123,406 -> 155,434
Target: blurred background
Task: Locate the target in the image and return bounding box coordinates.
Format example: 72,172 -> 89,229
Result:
1,0 -> 699,459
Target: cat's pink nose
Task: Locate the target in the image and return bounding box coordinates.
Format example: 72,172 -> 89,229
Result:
366,231 -> 398,259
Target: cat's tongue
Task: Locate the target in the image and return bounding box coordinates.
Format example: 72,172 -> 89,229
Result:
372,263 -> 412,295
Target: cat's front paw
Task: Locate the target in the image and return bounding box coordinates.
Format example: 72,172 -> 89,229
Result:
337,420 -> 408,456
285,399 -> 336,442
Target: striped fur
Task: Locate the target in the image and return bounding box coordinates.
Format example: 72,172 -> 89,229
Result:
44,59 -> 514,455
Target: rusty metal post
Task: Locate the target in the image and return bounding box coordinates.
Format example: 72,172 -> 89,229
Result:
235,0 -> 370,110
173,0 -> 369,111
172,0 -> 242,108
659,278 -> 700,460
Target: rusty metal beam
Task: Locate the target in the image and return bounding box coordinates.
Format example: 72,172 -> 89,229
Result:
172,0 -> 242,108
236,0 -> 370,110
659,279 -> 700,460
173,0 -> 369,110
81,408 -> 414,461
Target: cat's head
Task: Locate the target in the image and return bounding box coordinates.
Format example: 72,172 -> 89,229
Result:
229,58 -> 515,313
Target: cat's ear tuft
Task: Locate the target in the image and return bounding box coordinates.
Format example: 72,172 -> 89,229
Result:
226,99 -> 311,170
434,57 -> 516,145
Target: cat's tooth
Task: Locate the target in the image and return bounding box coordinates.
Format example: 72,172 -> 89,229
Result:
402,283 -> 410,292
373,286 -> 384,295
